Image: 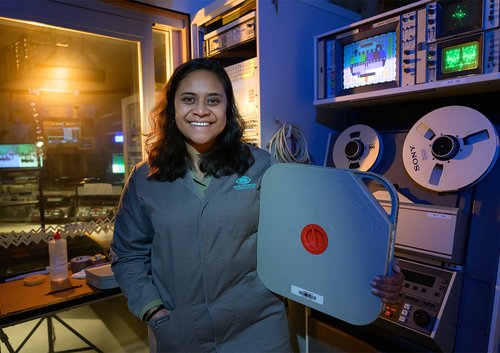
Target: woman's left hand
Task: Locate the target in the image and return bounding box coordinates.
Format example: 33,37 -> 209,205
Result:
370,258 -> 405,304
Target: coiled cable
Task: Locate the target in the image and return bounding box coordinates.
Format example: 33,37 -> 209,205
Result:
267,121 -> 311,164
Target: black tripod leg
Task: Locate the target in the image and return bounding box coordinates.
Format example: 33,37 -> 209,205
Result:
0,328 -> 16,353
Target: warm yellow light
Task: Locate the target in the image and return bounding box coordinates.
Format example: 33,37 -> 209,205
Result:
51,67 -> 71,80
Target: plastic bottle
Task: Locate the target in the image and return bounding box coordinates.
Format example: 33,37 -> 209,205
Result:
48,230 -> 68,281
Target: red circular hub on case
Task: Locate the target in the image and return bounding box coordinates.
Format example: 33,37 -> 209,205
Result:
301,224 -> 328,255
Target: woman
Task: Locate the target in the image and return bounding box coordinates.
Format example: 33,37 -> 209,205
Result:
110,58 -> 404,353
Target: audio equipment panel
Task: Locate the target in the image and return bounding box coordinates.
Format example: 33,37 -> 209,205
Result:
315,0 -> 500,107
379,258 -> 462,352
225,58 -> 260,146
203,11 -> 256,58
376,198 -> 468,265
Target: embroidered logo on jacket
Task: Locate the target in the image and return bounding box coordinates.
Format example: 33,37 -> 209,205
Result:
233,176 -> 257,190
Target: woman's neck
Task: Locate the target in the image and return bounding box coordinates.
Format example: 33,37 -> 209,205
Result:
186,143 -> 204,179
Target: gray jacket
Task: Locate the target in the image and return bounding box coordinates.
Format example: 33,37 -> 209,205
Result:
111,146 -> 291,353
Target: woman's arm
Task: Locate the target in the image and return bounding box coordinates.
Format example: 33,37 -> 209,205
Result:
110,168 -> 163,319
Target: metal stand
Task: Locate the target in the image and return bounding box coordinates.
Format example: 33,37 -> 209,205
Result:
0,314 -> 103,353
0,328 -> 16,353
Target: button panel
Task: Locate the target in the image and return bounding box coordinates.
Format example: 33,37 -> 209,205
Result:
379,259 -> 456,336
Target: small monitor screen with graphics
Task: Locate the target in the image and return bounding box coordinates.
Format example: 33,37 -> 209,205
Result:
437,33 -> 482,80
342,32 -> 398,91
437,0 -> 483,39
0,144 -> 38,169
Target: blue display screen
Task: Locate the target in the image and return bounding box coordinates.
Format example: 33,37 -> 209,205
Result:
342,31 -> 398,90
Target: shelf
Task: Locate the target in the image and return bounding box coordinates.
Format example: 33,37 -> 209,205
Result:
205,39 -> 256,66
314,72 -> 500,108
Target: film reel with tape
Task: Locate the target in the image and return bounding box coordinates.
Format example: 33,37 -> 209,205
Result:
402,105 -> 499,192
331,124 -> 383,171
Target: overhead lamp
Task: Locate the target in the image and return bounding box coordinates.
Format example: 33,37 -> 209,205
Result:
33,37 -> 105,82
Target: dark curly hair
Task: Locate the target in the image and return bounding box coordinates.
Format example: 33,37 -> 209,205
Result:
145,58 -> 254,181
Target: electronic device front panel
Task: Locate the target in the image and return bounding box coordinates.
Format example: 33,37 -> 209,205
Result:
315,0 -> 500,106
377,258 -> 462,352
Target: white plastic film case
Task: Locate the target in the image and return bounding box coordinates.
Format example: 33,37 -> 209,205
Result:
257,163 -> 398,325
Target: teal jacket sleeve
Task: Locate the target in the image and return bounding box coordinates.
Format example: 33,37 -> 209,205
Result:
110,165 -> 162,319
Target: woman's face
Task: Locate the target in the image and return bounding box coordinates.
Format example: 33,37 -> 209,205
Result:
174,69 -> 227,154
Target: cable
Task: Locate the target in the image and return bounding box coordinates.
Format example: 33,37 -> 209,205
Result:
267,121 -> 311,164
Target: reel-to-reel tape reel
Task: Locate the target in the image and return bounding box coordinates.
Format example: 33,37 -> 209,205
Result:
402,106 -> 499,193
328,106 -> 498,193
331,124 -> 383,172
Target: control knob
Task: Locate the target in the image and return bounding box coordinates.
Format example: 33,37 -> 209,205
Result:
413,309 -> 432,327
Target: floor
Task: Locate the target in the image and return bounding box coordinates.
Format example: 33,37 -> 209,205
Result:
0,296 -> 149,353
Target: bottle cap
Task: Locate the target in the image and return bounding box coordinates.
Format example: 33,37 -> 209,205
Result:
54,230 -> 61,240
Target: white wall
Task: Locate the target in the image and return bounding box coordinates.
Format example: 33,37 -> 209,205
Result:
257,0 -> 359,164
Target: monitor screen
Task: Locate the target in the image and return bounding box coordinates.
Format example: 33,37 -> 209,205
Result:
342,31 -> 398,91
0,144 -> 38,169
438,0 -> 483,38
437,33 -> 482,79
441,40 -> 479,74
42,152 -> 104,182
44,121 -> 80,146
112,153 -> 125,174
114,133 -> 124,143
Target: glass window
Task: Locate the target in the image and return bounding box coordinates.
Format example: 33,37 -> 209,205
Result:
0,16 -> 140,278
0,0 -> 189,279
